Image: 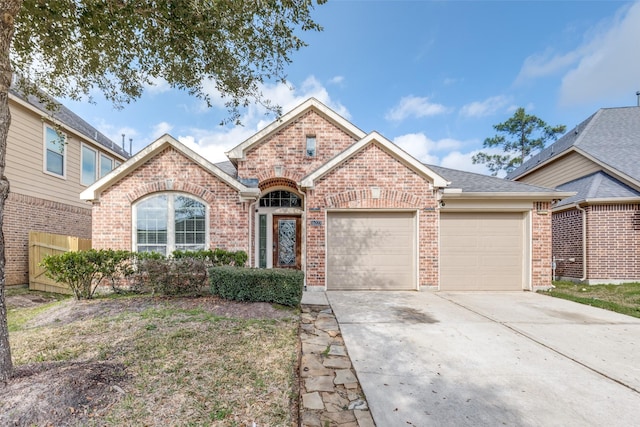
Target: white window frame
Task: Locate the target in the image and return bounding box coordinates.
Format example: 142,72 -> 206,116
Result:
132,192 -> 210,255
306,135 -> 317,157
43,124 -> 67,179
99,153 -> 113,178
81,143 -> 98,186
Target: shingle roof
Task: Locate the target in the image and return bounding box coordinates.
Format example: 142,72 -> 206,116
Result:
555,171 -> 640,207
10,88 -> 129,159
427,164 -> 559,193
507,107 -> 640,181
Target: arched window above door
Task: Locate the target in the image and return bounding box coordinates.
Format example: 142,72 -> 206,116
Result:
259,190 -> 301,208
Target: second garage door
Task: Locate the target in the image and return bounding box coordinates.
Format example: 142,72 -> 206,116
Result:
326,211 -> 416,290
440,212 -> 526,291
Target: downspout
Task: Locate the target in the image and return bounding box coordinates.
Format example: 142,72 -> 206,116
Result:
576,204 -> 587,281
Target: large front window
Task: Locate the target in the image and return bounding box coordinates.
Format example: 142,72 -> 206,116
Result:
135,194 -> 207,255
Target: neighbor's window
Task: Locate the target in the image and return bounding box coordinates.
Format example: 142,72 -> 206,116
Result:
81,144 -> 97,185
306,135 -> 316,157
134,193 -> 207,255
44,125 -> 66,177
100,153 -> 113,178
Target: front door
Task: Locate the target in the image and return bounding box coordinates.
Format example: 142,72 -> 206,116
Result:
273,216 -> 301,269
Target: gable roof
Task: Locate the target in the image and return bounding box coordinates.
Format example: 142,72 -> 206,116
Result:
225,98 -> 367,163
80,134 -> 258,201
9,88 -> 129,159
429,164 -> 573,200
507,107 -> 640,186
300,131 -> 449,189
554,171 -> 640,208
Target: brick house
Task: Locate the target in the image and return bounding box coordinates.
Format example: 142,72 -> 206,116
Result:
5,90 -> 129,285
82,98 -> 569,291
507,106 -> 640,284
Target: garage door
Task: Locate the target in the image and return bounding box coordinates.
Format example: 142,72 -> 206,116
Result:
440,212 -> 525,291
326,211 -> 416,290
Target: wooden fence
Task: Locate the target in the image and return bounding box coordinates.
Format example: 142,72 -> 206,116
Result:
29,231 -> 92,294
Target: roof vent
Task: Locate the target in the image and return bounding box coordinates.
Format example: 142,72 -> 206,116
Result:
636,90 -> 640,107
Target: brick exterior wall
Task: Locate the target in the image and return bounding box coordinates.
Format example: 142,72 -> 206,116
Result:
4,192 -> 92,285
91,147 -> 249,253
304,143 -> 438,288
237,110 -> 358,183
552,208 -> 584,279
586,204 -> 640,281
531,202 -> 553,289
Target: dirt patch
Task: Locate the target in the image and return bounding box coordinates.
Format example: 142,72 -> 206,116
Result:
6,292 -> 63,309
24,295 -> 294,329
0,361 -> 128,427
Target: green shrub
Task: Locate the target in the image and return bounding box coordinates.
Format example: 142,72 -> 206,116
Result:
173,248 -> 248,267
209,266 -> 304,307
134,254 -> 208,296
41,249 -> 133,300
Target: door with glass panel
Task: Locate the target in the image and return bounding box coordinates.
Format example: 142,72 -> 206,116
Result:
273,216 -> 301,269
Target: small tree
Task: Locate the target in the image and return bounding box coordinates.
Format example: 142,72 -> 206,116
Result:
472,107 -> 566,176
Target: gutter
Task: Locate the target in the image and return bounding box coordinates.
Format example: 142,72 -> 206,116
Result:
442,191 -> 575,200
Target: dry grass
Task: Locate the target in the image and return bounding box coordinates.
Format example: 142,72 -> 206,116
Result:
5,293 -> 300,426
540,281 -> 640,318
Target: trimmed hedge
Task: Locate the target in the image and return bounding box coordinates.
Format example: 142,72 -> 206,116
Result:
209,266 -> 304,307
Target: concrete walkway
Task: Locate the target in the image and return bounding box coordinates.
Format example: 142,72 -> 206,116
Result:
326,291 -> 640,427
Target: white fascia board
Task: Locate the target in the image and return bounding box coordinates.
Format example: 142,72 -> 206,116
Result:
9,93 -> 127,161
301,131 -> 449,188
225,98 -> 367,160
81,134 -> 249,201
441,191 -> 576,201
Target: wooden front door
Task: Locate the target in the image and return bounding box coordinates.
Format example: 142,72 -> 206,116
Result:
273,216 -> 301,269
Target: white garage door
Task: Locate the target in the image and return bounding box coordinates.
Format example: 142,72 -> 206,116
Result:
326,211 -> 416,290
440,212 -> 525,291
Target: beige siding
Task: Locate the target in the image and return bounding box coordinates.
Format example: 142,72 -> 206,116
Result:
440,212 -> 525,291
516,151 -> 600,188
326,211 -> 416,290
5,100 -> 122,209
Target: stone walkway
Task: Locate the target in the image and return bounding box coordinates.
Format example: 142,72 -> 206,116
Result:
299,295 -> 375,427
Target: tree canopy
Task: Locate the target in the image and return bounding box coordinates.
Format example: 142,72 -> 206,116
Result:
472,107 -> 566,176
0,0 -> 326,382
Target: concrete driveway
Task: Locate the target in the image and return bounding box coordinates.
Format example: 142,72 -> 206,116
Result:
326,291 -> 640,427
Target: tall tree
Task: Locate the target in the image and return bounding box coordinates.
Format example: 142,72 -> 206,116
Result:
0,0 -> 326,383
472,107 -> 566,176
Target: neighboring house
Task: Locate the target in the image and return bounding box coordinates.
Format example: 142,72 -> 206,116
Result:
82,98 -> 569,291
4,90 -> 129,285
507,106 -> 640,284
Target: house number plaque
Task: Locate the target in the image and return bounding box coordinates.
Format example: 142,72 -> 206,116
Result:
310,220 -> 323,226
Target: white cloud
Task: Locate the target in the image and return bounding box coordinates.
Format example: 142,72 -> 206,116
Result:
173,75 -> 351,163
144,76 -> 171,95
515,2 -> 640,105
151,121 -> 173,139
559,2 -> 640,105
385,96 -> 451,122
460,96 -> 510,118
440,150 -> 493,175
328,75 -> 345,85
394,133 -> 440,164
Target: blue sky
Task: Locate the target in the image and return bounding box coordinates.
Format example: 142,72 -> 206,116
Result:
63,0 -> 640,175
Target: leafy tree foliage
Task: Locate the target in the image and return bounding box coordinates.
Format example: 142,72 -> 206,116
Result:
472,107 -> 566,176
0,0 -> 325,382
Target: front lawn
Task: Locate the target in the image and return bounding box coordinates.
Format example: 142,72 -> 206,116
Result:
2,290 -> 300,426
539,281 -> 640,318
